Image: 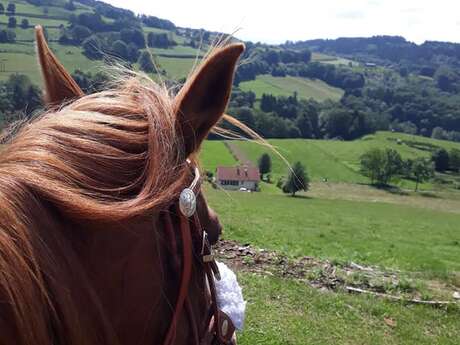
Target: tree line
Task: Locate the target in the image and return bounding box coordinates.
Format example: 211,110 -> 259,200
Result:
360,146 -> 460,191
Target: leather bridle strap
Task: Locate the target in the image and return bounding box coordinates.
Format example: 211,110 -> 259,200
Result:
162,208 -> 193,345
161,162 -> 236,345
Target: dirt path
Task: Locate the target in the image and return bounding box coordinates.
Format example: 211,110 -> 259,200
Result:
224,141 -> 255,166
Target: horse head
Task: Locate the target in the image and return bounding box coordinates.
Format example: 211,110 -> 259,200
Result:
0,26 -> 244,345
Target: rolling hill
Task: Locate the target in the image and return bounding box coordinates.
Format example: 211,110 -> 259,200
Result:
200,131 -> 460,190
239,75 -> 344,101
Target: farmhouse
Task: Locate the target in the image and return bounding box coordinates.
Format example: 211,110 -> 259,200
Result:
216,165 -> 260,191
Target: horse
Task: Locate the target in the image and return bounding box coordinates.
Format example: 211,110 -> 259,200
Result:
0,26 -> 245,345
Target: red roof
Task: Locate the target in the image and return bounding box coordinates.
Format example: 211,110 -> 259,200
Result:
216,165 -> 260,182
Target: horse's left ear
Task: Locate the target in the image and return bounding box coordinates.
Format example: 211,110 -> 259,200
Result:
35,25 -> 84,105
174,43 -> 244,156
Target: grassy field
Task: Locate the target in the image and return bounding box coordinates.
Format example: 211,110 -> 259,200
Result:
156,56 -> 199,79
198,156 -> 460,345
230,131 -> 460,189
205,185 -> 460,277
199,141 -> 237,172
239,74 -> 344,101
239,273 -> 460,345
311,51 -> 358,66
0,42 -> 102,84
199,135 -> 460,344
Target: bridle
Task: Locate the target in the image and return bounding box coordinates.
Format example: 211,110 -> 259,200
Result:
161,160 -> 236,345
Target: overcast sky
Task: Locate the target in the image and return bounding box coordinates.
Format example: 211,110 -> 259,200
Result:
105,0 -> 460,44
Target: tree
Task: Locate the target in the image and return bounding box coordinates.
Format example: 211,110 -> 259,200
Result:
449,149 -> 460,172
71,25 -> 91,44
147,32 -> 175,48
64,0 -> 76,11
360,148 -> 385,184
434,66 -> 456,92
126,43 -> 140,63
20,19 -> 29,29
0,4 -> 4,14
258,153 -> 271,180
360,148 -> 403,186
282,162 -> 309,196
6,3 -> 15,14
431,127 -> 446,140
5,74 -> 42,113
296,113 -> 314,138
138,51 -> 155,73
432,148 -> 449,172
82,35 -> 103,59
383,149 -> 403,184
0,29 -> 15,43
410,158 -> 434,191
7,16 -> 16,28
120,28 -> 145,48
111,40 -> 128,60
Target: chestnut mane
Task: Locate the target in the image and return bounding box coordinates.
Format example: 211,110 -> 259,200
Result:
0,27 -> 245,345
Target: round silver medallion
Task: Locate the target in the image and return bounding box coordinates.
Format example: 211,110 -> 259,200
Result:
221,319 -> 229,336
179,188 -> 196,217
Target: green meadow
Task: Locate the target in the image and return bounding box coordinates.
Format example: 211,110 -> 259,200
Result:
239,273 -> 460,345
229,131 -> 460,189
239,74 -> 344,101
199,134 -> 460,345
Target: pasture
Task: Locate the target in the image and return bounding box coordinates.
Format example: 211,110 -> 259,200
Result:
199,136 -> 460,345
311,51 -> 358,66
239,74 -> 344,101
231,131 -> 460,189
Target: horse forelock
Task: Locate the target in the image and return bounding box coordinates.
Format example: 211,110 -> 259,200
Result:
0,75 -> 193,222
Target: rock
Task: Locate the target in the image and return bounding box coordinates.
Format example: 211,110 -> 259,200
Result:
453,291 -> 460,299
384,317 -> 397,328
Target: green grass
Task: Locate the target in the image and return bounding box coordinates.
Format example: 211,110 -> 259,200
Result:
205,185 -> 460,277
0,43 -> 101,84
199,141 -> 237,172
199,135 -> 460,343
239,74 -> 344,101
312,52 -> 358,66
151,45 -> 205,57
0,26 -> 61,41
238,273 -> 460,345
156,56 -> 198,79
233,138 -> 367,183
229,131 -> 460,189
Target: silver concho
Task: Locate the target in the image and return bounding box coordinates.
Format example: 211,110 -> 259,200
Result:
179,188 -> 196,217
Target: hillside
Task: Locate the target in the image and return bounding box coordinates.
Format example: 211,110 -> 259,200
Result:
200,131 -> 460,190
239,75 -> 344,101
0,0 -> 459,145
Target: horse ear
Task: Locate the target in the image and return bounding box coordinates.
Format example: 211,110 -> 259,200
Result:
174,43 -> 244,156
35,25 -> 84,105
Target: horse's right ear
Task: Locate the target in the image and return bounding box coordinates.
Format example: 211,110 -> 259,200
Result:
35,25 -> 84,105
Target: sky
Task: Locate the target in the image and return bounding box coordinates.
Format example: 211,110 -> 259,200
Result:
105,0 -> 460,44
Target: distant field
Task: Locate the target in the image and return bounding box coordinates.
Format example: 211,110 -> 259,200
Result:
239,75 -> 344,101
156,56 -> 198,79
311,52 -> 358,66
228,131 -> 460,189
199,141 -> 237,172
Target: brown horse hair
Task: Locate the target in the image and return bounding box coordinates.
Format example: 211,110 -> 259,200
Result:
0,38 -> 255,344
